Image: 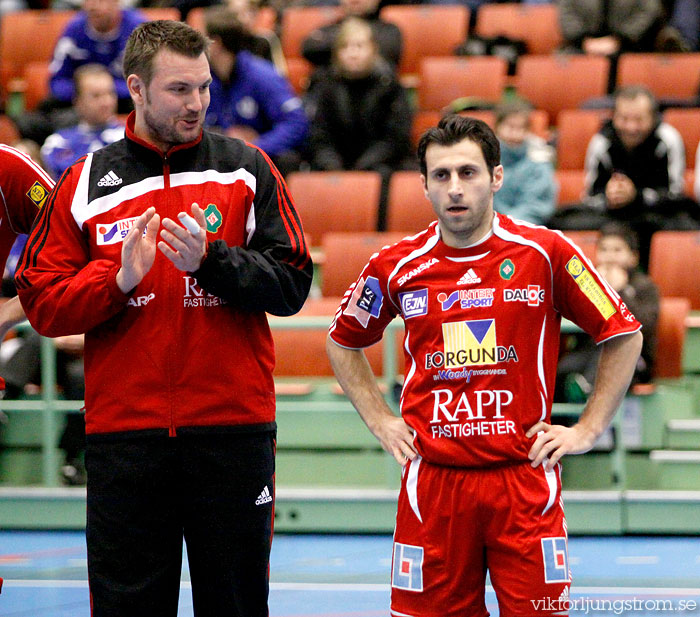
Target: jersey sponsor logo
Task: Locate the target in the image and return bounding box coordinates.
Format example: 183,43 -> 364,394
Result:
183,275 -> 227,307
127,293 -> 155,307
397,258 -> 438,286
424,319 -> 518,369
344,276 -> 383,327
432,367 -> 507,382
438,288 -> 494,311
565,256 -> 616,319
399,289 -> 428,319
204,203 -> 222,232
541,537 -> 571,584
392,543 -> 423,592
429,388 -> 517,439
457,268 -> 481,285
96,217 -> 138,245
26,181 -> 49,209
503,285 -> 545,307
499,258 -> 515,280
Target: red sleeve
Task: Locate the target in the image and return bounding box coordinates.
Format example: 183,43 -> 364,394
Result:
551,232 -> 641,344
0,146 -> 54,234
329,252 -> 399,349
14,161 -> 129,338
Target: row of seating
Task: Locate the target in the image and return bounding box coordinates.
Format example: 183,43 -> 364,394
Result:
3,5 -> 700,118
279,3 -> 562,77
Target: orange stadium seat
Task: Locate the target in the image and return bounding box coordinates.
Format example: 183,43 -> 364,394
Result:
663,108 -> 700,170
285,57 -> 313,94
648,231 -> 700,310
654,297 -> 691,379
380,5 -> 470,82
417,56 -> 508,111
187,5 -> 277,34
0,10 -> 75,97
515,55 -> 610,124
617,53 -> 700,102
321,232 -> 407,297
22,62 -> 51,112
140,7 -> 180,21
279,6 -> 342,60
286,171 -> 381,241
385,171 -> 434,233
556,109 -> 610,170
475,3 -> 562,55
0,115 -> 20,145
555,169 -> 586,209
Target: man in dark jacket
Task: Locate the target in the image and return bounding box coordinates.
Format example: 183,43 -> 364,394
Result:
583,85 -> 698,266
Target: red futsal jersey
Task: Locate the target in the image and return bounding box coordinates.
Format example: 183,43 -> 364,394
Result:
0,145 -> 54,271
329,214 -> 642,468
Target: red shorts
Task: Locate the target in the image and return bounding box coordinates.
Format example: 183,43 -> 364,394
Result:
391,456 -> 571,617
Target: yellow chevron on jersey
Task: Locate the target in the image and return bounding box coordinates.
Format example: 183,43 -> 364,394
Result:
442,319 -> 497,368
565,256 -> 616,319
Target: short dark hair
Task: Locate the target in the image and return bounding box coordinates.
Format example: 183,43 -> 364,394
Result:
598,222 -> 640,253
73,63 -> 113,100
613,84 -> 659,118
417,113 -> 501,177
494,99 -> 533,128
204,6 -> 256,55
123,20 -> 210,87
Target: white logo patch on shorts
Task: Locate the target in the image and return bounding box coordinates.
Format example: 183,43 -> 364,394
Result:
392,542 -> 424,592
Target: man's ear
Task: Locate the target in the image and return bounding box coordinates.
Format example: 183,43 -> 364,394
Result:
126,74 -> 145,106
420,174 -> 429,199
492,164 -> 504,192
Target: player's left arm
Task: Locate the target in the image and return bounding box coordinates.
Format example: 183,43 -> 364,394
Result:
527,330 -> 642,471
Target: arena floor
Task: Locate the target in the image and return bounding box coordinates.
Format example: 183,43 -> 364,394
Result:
1,532 -> 699,616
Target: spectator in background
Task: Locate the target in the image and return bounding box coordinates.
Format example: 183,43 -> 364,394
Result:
308,17 -> 412,229
15,0 -> 143,146
584,85 -> 697,266
492,101 -> 556,225
553,86 -> 697,268
41,64 -> 124,180
205,7 -> 309,175
302,0 -> 402,99
555,223 -> 659,402
558,0 -> 664,90
559,0 -> 664,56
670,0 -> 700,50
49,0 -> 144,112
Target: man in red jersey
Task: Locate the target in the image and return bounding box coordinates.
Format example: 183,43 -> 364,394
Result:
16,20 -> 311,617
0,145 -> 54,356
327,114 -> 642,616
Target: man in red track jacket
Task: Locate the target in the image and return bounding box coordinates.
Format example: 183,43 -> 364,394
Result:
16,20 -> 312,617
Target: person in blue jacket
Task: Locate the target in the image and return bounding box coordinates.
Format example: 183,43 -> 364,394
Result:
492,100 -> 557,225
41,64 -> 124,180
49,0 -> 145,111
204,7 -> 309,176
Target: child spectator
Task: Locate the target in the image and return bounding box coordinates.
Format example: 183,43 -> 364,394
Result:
555,223 -> 659,402
493,100 -> 556,225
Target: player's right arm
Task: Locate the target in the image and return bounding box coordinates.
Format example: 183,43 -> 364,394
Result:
326,336 -> 416,466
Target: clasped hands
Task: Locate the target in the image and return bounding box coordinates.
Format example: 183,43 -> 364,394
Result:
116,203 -> 207,294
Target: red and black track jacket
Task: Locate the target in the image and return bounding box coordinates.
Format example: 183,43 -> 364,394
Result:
15,114 -> 312,436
